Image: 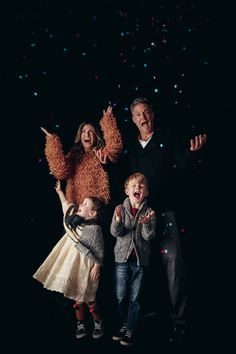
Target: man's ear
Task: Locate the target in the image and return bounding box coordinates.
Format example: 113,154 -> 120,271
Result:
125,187 -> 129,196
132,115 -> 136,124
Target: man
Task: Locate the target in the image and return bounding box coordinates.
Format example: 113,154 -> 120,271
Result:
120,97 -> 207,344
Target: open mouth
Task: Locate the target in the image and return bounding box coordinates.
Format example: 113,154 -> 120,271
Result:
133,192 -> 141,199
141,122 -> 150,129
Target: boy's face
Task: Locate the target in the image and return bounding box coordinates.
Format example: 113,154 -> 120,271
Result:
77,198 -> 96,219
125,179 -> 149,206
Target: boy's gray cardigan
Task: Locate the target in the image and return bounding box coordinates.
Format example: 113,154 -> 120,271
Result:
110,197 -> 156,267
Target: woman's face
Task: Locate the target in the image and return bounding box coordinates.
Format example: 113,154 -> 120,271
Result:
80,124 -> 97,151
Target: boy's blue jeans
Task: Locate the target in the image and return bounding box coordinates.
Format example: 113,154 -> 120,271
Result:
115,261 -> 144,331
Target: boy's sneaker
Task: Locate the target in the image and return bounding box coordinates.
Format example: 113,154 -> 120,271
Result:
120,329 -> 134,346
92,319 -> 104,339
112,326 -> 127,341
75,320 -> 87,339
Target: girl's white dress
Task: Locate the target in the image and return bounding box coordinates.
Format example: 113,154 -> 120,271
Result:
33,202 -> 99,303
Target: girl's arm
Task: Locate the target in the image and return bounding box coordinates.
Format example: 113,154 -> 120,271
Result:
75,226 -> 104,266
55,180 -> 69,214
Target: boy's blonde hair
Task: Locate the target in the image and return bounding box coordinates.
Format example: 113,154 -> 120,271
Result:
124,173 -> 149,190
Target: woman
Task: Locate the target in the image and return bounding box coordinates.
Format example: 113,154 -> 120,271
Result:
41,106 -> 123,205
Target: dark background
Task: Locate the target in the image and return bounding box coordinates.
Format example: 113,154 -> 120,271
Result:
4,1 -> 232,353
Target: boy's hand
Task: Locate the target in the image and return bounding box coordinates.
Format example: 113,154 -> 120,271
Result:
139,210 -> 155,224
115,206 -> 122,222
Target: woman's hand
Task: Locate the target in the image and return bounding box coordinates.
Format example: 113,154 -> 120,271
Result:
41,127 -> 52,137
103,105 -> 113,116
94,149 -> 108,164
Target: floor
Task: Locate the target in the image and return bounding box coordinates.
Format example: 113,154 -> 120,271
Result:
15,264 -> 228,354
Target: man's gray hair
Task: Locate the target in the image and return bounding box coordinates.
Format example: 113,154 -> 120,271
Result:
130,97 -> 153,113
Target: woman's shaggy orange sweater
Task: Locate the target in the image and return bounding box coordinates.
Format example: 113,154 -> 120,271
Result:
44,110 -> 123,205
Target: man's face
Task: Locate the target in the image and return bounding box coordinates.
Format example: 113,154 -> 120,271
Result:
132,103 -> 154,134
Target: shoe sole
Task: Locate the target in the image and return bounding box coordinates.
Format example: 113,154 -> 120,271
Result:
93,334 -> 103,339
76,333 -> 87,339
112,336 -> 124,341
120,340 -> 133,346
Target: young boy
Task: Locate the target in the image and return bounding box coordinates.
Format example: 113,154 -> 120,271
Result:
110,173 -> 156,346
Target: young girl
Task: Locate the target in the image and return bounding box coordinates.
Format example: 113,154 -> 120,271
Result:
41,105 -> 123,205
110,173 -> 156,346
33,180 -> 105,339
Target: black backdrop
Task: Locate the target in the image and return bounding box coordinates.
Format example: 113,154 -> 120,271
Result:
4,1 -> 232,352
